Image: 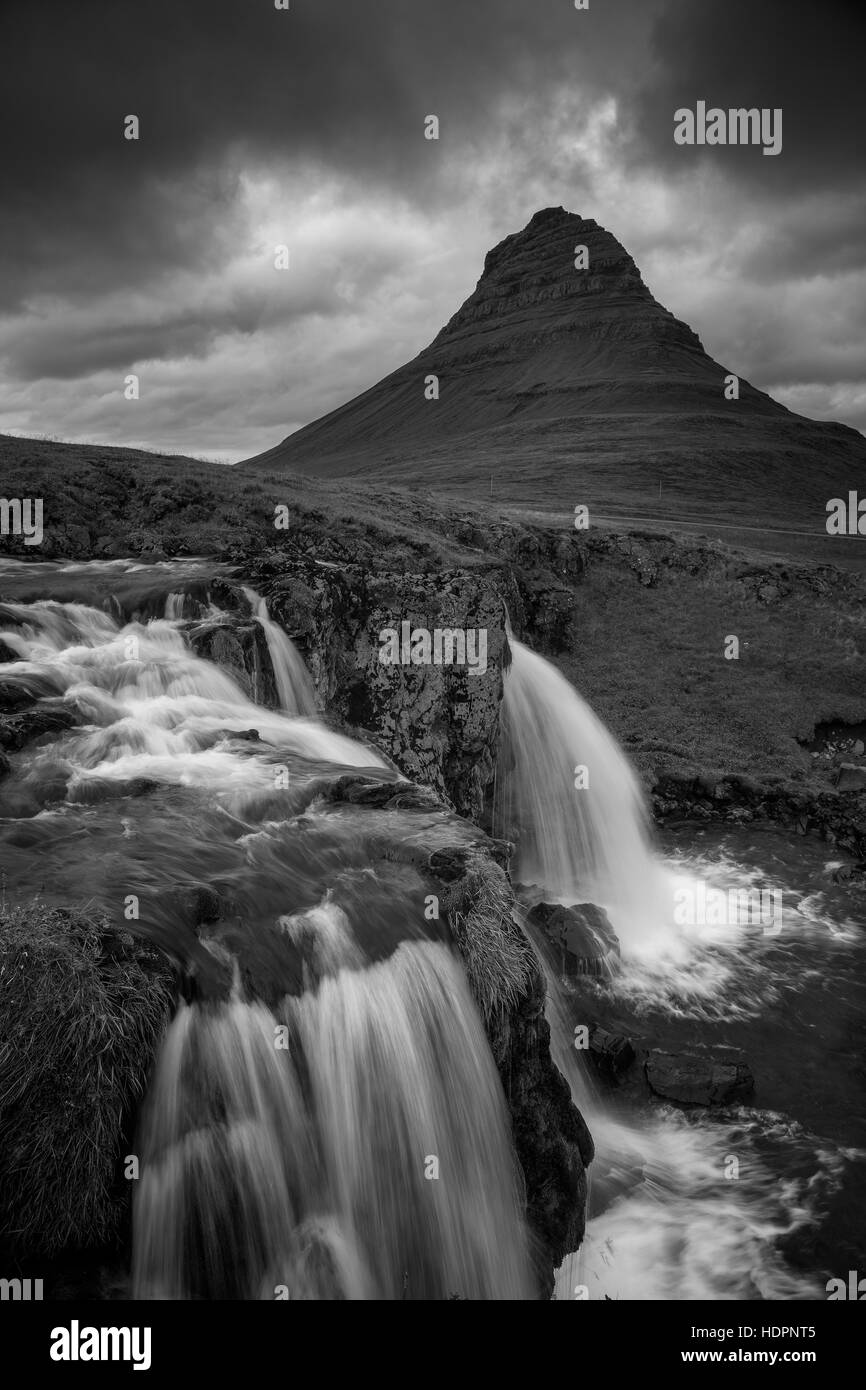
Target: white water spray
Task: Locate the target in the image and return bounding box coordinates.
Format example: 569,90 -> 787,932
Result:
499,637 -> 674,956
133,940 -> 533,1300
1,583 -> 534,1299
501,639 -> 833,1301
242,588 -> 317,717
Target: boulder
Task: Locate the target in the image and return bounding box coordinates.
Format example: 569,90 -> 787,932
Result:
323,774 -> 429,809
528,900 -> 620,977
588,1027 -> 636,1078
832,861 -> 866,885
67,776 -> 159,805
188,619 -> 278,708
836,763 -> 866,791
0,681 -> 34,712
645,1049 -> 754,1106
429,839 -> 512,880
0,705 -> 76,751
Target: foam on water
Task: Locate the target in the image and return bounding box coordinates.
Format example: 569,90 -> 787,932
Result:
134,940 -> 533,1300
2,582 -> 533,1300
0,599 -> 383,813
501,640 -> 862,1302
242,587 -> 318,718
499,638 -> 675,958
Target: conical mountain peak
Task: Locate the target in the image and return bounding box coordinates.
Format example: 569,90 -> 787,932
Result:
243,208 -> 863,514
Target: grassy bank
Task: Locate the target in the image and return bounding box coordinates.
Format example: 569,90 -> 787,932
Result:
0,900 -> 175,1255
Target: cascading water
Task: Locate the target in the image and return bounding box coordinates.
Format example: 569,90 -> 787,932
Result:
498,635 -> 862,1300
498,637 -> 674,956
3,568 -> 861,1301
134,937 -> 532,1300
0,572 -> 534,1300
242,587 -> 317,717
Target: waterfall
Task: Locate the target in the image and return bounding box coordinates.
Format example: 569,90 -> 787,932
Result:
1,582 -> 534,1300
498,637 -> 674,956
4,572 -> 841,1304
164,591 -> 187,620
0,599 -> 377,795
242,587 -> 317,718
499,638 -> 827,1302
133,937 -> 532,1300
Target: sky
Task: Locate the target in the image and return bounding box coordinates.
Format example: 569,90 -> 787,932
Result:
1,0 -> 864,462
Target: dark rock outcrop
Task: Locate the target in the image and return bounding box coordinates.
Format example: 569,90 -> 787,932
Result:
0,704 -> 76,752
0,680 -> 34,712
188,618 -> 278,707
652,768 -> 866,859
264,563 -> 509,822
588,1027 -> 636,1079
485,961 -> 594,1298
528,900 -> 620,977
645,1049 -> 755,1106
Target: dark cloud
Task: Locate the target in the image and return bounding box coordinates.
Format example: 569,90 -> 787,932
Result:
0,0 -> 863,450
0,0 -> 641,308
630,0 -> 866,193
738,195 -> 866,281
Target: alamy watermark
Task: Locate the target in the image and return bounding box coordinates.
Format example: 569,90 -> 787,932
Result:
674,103 -> 782,156
674,883 -> 782,936
378,622 -> 487,677
826,1271 -> 866,1299
50,1321 -> 152,1370
0,497 -> 43,546
826,492 -> 866,535
0,1276 -> 43,1299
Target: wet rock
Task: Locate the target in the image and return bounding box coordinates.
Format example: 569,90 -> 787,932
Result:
383,785 -> 447,811
0,705 -> 76,751
156,884 -> 225,929
177,885 -> 224,924
413,847 -> 593,1297
0,638 -> 16,663
0,749 -> 10,780
481,938 -> 594,1298
429,839 -> 513,880
188,619 -> 278,708
269,567 -> 509,823
68,776 -> 159,804
652,769 -> 866,860
0,681 -> 34,712
588,1027 -> 636,1078
832,861 -> 866,885
193,727 -> 262,753
645,1049 -> 755,1106
324,774 -> 421,808
528,901 -> 620,976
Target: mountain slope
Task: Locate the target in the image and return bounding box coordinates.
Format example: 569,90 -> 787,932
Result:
242,207 -> 865,520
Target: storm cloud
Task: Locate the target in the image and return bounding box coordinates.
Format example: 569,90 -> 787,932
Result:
1,0 -> 863,458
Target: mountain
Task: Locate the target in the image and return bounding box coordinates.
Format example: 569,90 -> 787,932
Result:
242,207 -> 864,521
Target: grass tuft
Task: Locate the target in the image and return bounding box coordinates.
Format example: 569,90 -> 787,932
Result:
442,858 -> 536,1022
0,900 -> 175,1254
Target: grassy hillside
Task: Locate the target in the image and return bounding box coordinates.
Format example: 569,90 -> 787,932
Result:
2,432 -> 865,805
